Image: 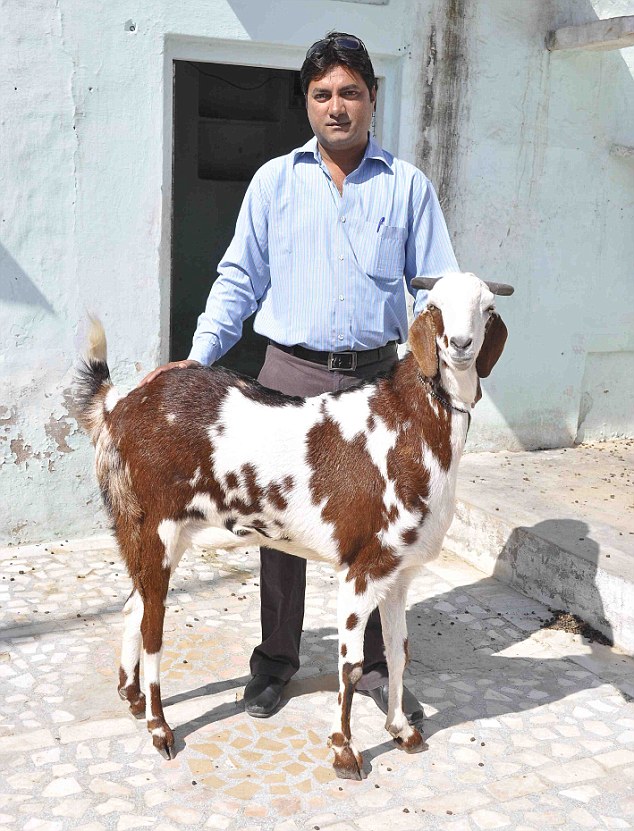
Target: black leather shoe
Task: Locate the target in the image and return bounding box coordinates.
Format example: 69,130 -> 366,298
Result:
244,674 -> 286,718
357,683 -> 425,724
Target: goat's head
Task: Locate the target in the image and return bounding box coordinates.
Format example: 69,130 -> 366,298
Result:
409,272 -> 513,384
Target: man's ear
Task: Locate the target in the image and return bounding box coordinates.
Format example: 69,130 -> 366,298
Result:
409,310 -> 438,378
476,313 -> 508,378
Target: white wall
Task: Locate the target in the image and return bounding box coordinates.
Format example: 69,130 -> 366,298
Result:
414,0 -> 634,451
1,0 -> 633,544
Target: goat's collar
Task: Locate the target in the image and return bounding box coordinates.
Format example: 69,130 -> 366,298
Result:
418,374 -> 472,417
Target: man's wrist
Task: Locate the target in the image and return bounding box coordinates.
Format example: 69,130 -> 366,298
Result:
187,337 -> 220,366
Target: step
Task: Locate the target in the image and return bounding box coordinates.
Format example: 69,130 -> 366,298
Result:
445,441 -> 634,653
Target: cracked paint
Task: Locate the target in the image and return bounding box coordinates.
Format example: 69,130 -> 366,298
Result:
10,437 -> 35,465
45,387 -> 79,454
5,388 -> 78,469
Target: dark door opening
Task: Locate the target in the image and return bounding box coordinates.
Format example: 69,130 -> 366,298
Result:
170,61 -> 313,377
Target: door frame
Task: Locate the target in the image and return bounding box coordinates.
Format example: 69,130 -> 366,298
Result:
160,34 -> 403,364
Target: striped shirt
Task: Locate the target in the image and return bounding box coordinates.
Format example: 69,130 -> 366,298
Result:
188,134 -> 458,365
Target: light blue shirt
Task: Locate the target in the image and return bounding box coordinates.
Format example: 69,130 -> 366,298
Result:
189,135 -> 458,365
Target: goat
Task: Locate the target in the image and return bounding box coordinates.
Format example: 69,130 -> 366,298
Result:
75,271 -> 512,780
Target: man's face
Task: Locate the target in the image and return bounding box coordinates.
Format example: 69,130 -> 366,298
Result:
306,64 -> 376,155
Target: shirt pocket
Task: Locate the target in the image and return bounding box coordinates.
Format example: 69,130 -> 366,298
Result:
353,221 -> 407,282
375,224 -> 407,280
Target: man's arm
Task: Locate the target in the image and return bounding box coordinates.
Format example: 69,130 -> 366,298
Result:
404,175 -> 458,314
139,168 -> 272,386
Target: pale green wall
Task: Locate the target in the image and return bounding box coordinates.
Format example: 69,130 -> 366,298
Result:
1,0 -> 632,543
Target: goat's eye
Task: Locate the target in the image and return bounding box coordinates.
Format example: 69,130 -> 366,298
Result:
486,306 -> 495,313
427,304 -> 438,312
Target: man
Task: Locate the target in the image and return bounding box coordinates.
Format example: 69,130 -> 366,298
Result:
143,32 -> 458,719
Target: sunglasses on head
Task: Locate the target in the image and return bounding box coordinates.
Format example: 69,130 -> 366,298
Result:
306,35 -> 368,60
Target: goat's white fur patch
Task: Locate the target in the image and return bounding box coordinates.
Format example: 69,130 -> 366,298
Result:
323,386 -> 372,441
364,414 -> 398,481
94,426 -> 141,522
120,590 -> 144,685
158,519 -> 186,573
208,389 -> 341,564
104,387 -> 121,413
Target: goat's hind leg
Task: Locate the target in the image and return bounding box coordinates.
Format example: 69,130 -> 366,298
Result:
118,588 -> 145,716
135,523 -> 186,760
139,560 -> 174,759
379,576 -> 425,753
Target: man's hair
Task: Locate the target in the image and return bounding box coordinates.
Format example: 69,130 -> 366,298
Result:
300,31 -> 377,97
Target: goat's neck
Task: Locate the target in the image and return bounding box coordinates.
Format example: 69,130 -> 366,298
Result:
438,360 -> 478,412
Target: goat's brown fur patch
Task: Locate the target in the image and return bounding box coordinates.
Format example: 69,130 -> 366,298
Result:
266,482 -> 289,511
408,310 -> 439,378
306,417 -> 388,569
346,538 -> 399,595
476,313 -> 508,378
346,613 -> 359,630
341,661 -> 363,739
401,527 -> 419,546
371,356 -> 452,472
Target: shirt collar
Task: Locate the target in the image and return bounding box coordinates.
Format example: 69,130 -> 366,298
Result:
292,134 -> 393,171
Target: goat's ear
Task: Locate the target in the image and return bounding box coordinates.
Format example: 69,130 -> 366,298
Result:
409,310 -> 439,378
476,313 -> 508,378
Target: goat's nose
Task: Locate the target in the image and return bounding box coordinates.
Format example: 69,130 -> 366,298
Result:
450,336 -> 473,350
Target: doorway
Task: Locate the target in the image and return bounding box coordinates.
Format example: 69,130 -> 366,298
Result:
170,61 -> 313,377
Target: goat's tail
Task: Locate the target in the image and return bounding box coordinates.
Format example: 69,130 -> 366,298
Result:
76,317 -> 142,527
75,316 -> 114,442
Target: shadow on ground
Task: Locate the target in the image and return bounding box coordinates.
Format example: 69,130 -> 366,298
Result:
153,521 -> 629,761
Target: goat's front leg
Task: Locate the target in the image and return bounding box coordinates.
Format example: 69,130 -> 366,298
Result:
328,574 -> 373,780
379,575 -> 425,753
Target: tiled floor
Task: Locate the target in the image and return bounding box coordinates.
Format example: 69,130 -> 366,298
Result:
1,537 -> 633,830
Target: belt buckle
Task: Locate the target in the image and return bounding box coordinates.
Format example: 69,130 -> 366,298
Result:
328,351 -> 357,371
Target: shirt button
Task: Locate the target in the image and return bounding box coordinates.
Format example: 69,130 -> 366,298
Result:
339,255 -> 344,261
341,216 -> 346,223
338,334 -> 344,341
339,295 -> 344,301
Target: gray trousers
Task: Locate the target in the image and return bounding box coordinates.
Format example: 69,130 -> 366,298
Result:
249,344 -> 398,690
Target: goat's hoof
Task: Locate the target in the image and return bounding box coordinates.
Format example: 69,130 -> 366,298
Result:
129,695 -> 146,718
332,745 -> 364,780
118,686 -> 146,718
394,727 -> 426,754
152,727 -> 175,760
156,742 -> 175,761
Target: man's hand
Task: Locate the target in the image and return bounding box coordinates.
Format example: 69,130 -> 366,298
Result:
138,359 -> 202,388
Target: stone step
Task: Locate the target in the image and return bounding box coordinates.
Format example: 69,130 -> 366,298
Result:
445,441 -> 634,653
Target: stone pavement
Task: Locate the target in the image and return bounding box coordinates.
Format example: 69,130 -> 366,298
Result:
1,536 -> 634,831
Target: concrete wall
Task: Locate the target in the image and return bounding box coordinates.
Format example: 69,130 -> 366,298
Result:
415,0 -> 634,451
1,0 -> 633,544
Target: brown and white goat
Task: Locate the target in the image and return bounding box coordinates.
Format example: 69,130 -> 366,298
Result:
75,271 -> 512,779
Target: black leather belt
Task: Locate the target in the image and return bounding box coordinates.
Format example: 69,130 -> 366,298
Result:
270,340 -> 397,371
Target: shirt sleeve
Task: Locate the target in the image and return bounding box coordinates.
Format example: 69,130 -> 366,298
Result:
404,173 -> 459,316
188,167 -> 272,365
